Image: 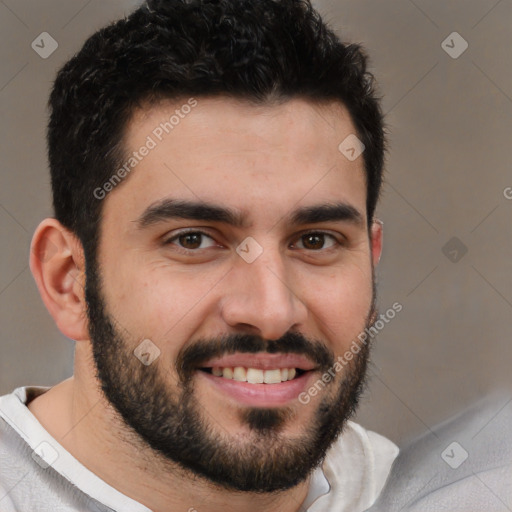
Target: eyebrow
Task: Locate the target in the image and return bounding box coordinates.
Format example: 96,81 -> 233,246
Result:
135,198 -> 364,230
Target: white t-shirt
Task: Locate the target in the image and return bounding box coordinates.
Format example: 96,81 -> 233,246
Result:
0,386 -> 398,512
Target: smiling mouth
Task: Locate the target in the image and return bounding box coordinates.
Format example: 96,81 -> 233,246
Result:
199,367 -> 307,384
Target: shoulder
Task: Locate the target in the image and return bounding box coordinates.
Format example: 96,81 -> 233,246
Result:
367,393 -> 512,511
0,407 -> 33,512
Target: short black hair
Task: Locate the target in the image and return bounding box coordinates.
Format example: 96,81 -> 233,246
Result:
48,0 -> 385,265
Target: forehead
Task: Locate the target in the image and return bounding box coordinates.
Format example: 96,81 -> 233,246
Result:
103,96 -> 368,228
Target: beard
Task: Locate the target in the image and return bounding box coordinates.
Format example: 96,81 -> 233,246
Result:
85,262 -> 376,493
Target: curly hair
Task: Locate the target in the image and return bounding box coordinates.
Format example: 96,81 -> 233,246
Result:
48,0 -> 385,265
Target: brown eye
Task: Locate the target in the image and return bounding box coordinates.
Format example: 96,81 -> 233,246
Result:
302,234 -> 325,250
164,231 -> 217,251
296,232 -> 338,251
178,233 -> 202,249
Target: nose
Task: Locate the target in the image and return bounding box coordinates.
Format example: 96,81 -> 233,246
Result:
220,248 -> 308,341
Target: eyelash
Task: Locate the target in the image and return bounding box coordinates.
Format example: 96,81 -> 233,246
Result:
162,229 -> 345,253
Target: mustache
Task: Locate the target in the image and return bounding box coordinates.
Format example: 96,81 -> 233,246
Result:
176,331 -> 336,380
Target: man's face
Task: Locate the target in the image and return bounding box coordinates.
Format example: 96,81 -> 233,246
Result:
86,97 -> 379,492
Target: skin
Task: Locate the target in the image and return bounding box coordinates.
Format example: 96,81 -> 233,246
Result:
28,96 -> 382,512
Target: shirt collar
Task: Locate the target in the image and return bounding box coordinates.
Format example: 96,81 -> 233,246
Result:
299,463 -> 331,511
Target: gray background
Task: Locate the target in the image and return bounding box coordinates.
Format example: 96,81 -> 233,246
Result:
1,0 -> 511,447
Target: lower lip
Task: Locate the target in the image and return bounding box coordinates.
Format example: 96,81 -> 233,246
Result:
197,370 -> 314,407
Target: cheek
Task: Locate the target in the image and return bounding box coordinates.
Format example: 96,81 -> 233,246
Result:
300,262 -> 373,351
101,258 -> 224,344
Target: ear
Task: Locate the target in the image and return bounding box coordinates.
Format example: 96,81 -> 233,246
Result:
29,218 -> 89,342
370,219 -> 383,267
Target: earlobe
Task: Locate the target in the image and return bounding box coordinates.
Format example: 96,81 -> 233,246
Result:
370,219 -> 383,266
29,219 -> 89,342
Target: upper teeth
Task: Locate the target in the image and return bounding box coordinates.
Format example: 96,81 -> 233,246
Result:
211,367 -> 297,383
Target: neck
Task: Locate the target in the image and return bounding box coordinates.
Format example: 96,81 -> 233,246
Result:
27,345 -> 312,512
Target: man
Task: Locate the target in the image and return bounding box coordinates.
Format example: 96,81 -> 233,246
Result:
0,0 -> 399,510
